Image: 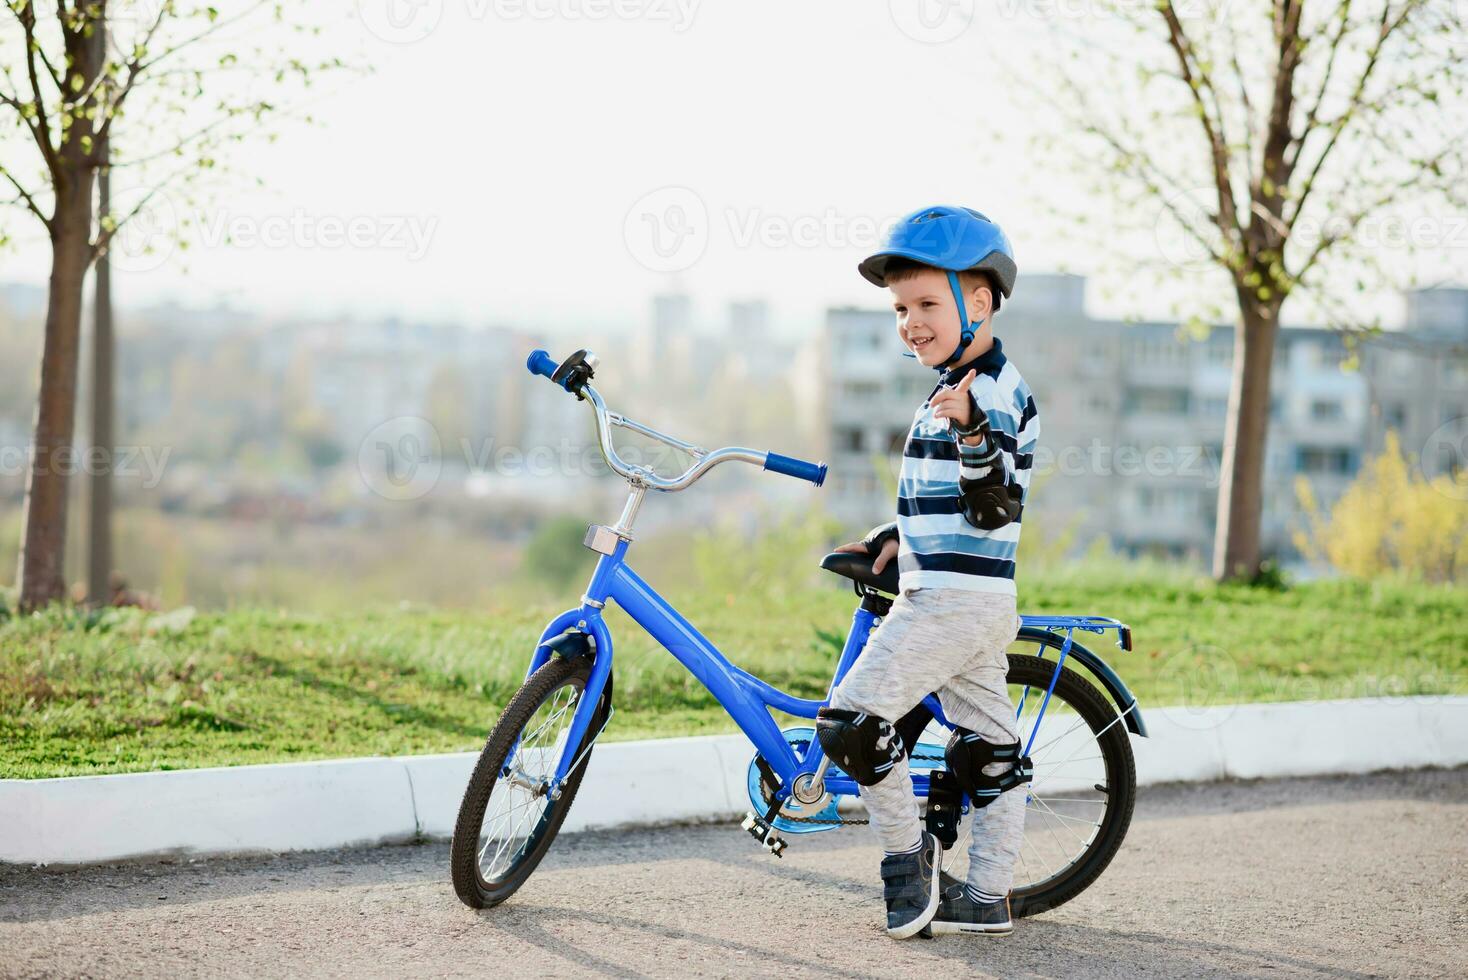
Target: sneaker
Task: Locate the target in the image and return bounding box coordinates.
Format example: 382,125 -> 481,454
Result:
879,832 -> 941,939
938,869 -> 965,901
927,886 -> 1014,936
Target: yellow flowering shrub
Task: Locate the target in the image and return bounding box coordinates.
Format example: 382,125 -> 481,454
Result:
1294,432 -> 1468,582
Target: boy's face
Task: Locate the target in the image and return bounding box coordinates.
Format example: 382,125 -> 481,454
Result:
889,269 -> 986,370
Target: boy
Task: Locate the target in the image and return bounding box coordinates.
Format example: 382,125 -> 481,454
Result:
816,205 -> 1039,939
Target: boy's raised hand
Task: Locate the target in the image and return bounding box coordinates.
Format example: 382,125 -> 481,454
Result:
929,368 -> 977,429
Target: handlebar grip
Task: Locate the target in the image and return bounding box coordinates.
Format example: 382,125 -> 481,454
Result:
526,349 -> 558,381
763,451 -> 827,487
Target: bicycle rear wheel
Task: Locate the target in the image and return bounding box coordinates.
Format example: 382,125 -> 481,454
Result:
999,651 -> 1137,917
450,656 -> 609,909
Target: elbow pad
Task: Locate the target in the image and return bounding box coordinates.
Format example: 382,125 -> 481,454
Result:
963,483 -> 1022,530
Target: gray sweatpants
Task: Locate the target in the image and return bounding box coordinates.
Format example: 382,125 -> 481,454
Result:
829,585 -> 1026,898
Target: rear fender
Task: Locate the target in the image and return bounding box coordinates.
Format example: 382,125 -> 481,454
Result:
1017,627 -> 1147,738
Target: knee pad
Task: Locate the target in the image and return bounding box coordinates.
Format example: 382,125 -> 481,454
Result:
815,708 -> 904,786
944,728 -> 1033,809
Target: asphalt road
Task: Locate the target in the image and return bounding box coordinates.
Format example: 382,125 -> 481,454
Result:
2,768 -> 1465,979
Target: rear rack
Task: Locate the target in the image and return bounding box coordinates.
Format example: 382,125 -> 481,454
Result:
1020,615 -> 1132,651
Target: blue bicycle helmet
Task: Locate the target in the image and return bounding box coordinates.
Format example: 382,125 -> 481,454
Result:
858,206 -> 1016,369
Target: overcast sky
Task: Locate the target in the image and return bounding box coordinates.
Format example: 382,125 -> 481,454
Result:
1,1 -> 1461,334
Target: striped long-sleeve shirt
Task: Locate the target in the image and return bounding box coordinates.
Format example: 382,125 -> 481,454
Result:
891,338 -> 1039,595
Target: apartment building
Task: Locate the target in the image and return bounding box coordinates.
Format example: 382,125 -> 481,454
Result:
816,276 -> 1468,564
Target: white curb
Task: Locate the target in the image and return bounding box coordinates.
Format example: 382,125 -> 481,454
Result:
1,696 -> 1463,865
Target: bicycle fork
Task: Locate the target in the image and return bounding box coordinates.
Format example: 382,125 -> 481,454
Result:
514,604 -> 616,795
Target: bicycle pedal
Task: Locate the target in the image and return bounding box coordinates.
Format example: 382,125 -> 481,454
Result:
740,811 -> 788,858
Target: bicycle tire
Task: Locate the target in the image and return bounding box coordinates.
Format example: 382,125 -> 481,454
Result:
450,656 -> 608,909
1005,653 -> 1136,918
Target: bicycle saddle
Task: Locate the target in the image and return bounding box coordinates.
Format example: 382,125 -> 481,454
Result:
819,551 -> 900,596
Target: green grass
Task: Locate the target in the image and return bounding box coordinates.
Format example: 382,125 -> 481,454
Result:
2,566 -> 1464,778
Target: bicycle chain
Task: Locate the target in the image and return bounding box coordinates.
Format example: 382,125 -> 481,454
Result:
758,751 -> 947,826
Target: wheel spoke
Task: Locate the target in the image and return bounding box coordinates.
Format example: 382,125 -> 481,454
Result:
1029,713 -> 1091,762
1036,800 -> 1072,863
1040,712 -> 1124,768
1031,795 -> 1098,843
1021,827 -> 1052,881
1000,654 -> 1136,900
473,676 -> 585,886
1034,807 -> 1103,831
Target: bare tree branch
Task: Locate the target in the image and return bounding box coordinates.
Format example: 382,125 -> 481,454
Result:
0,166 -> 49,226
1157,0 -> 1242,239
97,0 -> 269,149
32,26 -> 64,94
1025,49 -> 1233,264
1286,0 -> 1421,229
106,105 -> 262,170
1290,144 -> 1461,284
1286,0 -> 1353,172
14,0 -> 63,181
1223,14 -> 1259,194
91,154 -> 200,258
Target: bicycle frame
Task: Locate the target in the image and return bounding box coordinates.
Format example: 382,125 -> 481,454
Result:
514,348 -> 1143,808
525,523 -> 1142,806
525,532 -> 875,800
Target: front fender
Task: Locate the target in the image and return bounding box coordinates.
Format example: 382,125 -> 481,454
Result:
1017,627 -> 1147,738
526,608 -> 615,786
527,608 -> 612,678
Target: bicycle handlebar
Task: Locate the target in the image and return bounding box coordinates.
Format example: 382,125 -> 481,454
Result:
762,451 -> 827,486
524,349 -> 827,491
526,349 -> 559,383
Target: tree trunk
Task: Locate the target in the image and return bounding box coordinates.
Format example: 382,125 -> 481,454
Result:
16,197 -> 95,611
1211,293 -> 1281,581
88,166 -> 115,607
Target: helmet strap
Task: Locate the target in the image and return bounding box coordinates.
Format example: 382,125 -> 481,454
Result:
939,270 -> 980,370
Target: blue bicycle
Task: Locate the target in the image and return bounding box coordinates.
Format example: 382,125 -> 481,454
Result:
451,349 -> 1146,914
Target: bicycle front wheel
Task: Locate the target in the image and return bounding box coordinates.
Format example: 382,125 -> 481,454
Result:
450,656 -> 608,909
